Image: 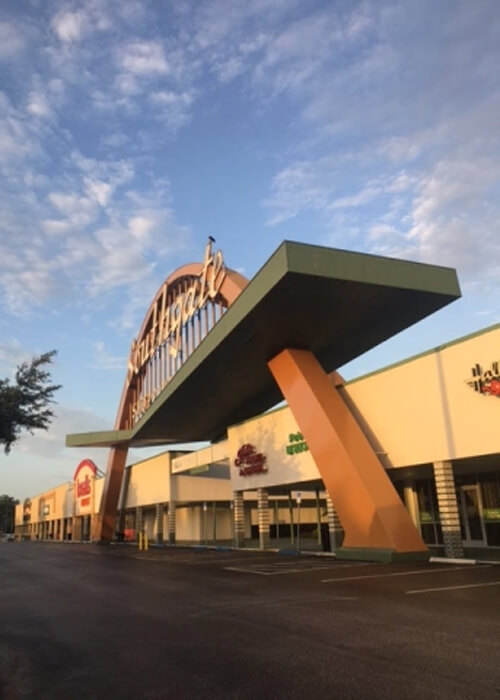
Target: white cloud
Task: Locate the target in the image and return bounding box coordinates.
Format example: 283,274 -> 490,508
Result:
42,219 -> 72,237
128,216 -> 155,241
85,179 -> 112,207
26,92 -> 52,119
149,90 -> 195,129
114,73 -> 140,96
118,41 -> 170,76
48,191 -> 98,228
90,341 -> 126,371
0,339 -> 30,376
328,186 -> 381,211
15,404 -> 110,460
51,10 -> 87,43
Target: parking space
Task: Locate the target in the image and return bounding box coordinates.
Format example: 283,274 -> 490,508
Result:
112,544 -> 500,601
224,558 -> 372,576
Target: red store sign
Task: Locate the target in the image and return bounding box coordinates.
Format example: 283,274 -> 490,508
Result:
234,444 -> 267,476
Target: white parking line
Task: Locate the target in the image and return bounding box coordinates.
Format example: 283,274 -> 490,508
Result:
225,566 -> 286,576
321,565 -> 484,584
225,562 -> 373,576
406,580 -> 500,595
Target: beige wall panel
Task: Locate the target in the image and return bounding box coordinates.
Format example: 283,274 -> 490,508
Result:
344,353 -> 448,468
171,442 -> 229,474
437,327 -> 500,459
63,485 -> 74,519
174,475 -> 232,502
228,408 -> 319,490
215,508 -> 232,539
125,453 -> 170,508
94,478 -> 104,515
345,326 -> 500,467
177,506 -> 202,541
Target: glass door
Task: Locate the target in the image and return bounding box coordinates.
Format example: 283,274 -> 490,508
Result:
459,485 -> 486,545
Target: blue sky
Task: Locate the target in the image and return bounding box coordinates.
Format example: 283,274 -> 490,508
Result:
1,0 -> 499,500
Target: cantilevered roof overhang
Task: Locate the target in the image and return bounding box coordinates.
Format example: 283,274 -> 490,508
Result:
66,241 -> 460,449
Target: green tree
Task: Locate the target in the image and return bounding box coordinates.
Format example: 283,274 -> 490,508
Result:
0,351 -> 61,454
0,494 -> 19,533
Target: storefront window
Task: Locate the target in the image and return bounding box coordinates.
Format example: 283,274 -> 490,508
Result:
415,478 -> 443,546
480,475 -> 500,546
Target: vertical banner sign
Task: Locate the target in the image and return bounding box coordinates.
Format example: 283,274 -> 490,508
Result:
73,459 -> 97,516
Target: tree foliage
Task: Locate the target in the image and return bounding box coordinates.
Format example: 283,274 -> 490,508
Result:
0,351 -> 62,454
0,494 -> 19,533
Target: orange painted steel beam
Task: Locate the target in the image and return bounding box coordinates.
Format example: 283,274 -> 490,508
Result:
93,447 -> 128,541
268,349 -> 427,553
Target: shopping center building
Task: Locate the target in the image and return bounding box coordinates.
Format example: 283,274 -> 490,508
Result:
15,241 -> 500,560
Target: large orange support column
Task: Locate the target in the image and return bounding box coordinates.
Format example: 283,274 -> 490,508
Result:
93,446 -> 128,542
268,349 -> 427,560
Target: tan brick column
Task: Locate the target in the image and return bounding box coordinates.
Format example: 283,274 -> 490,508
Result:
135,507 -> 143,542
326,494 -> 343,550
155,503 -> 165,544
233,492 -> 245,548
167,501 -> 176,544
433,461 -> 464,558
257,488 -> 270,550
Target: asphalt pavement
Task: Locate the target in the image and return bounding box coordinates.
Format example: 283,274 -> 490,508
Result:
1,542 -> 499,699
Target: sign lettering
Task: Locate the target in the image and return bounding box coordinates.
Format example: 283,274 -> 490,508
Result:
234,444 -> 267,477
466,361 -> 500,397
127,241 -> 226,383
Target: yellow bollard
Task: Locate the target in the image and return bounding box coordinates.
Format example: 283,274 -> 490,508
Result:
144,533 -> 149,552
138,531 -> 143,551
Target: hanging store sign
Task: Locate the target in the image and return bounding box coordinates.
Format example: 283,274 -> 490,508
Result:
466,361 -> 500,397
234,444 -> 267,476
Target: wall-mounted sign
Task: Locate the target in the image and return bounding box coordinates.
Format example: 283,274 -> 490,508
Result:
285,432 -> 309,455
234,444 -> 267,476
39,492 -> 55,518
74,459 -> 97,513
483,508 -> 500,521
466,361 -> 500,397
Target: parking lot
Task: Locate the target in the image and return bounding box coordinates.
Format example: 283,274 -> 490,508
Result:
1,542 -> 499,699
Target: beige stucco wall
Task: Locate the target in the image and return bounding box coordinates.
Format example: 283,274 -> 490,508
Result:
176,504 -> 233,541
344,325 -> 500,467
228,407 -> 320,490
125,452 -> 171,508
225,325 -> 500,483
174,474 -> 232,502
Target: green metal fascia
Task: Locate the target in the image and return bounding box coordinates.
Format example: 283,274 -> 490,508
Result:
284,241 -> 461,297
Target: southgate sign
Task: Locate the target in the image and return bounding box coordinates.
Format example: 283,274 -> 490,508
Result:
125,239 -> 234,425
127,240 -> 226,382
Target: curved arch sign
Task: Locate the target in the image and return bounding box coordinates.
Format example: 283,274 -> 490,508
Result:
96,239 -> 248,540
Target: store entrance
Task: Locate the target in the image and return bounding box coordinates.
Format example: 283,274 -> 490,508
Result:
459,485 -> 486,545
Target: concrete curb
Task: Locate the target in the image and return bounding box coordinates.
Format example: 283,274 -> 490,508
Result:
429,556 -> 477,565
